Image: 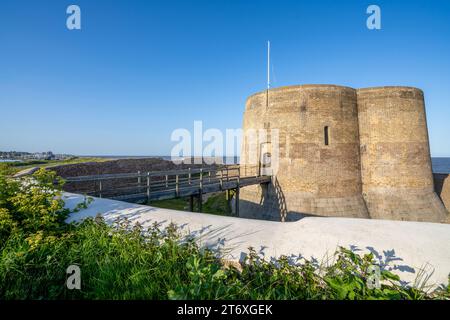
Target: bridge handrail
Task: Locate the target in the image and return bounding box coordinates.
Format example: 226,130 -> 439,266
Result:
64,164 -> 243,182
62,164 -> 266,205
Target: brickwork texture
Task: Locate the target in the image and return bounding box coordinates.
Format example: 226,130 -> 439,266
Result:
239,85 -> 449,223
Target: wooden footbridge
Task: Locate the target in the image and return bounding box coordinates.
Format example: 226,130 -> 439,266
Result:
64,165 -> 271,215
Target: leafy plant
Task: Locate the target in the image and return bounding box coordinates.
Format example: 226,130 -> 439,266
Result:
0,170 -> 449,300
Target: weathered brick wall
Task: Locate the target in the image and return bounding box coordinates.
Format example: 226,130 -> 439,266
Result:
434,173 -> 450,221
240,85 -> 369,221
240,85 -> 449,223
357,87 -> 447,222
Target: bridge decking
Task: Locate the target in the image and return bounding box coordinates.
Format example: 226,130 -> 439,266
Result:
64,165 -> 271,214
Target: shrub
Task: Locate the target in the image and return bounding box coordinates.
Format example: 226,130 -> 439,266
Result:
0,170 -> 448,300
0,169 -> 69,240
0,163 -> 17,176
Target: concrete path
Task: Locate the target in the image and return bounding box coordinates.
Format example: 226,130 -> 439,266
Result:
64,192 -> 450,290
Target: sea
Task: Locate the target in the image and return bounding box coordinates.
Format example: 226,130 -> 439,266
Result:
431,157 -> 450,174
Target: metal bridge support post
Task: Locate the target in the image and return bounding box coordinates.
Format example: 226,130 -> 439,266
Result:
146,172 -> 150,202
235,187 -> 240,216
198,168 -> 203,212
198,193 -> 202,212
226,190 -> 232,213
138,171 -> 141,191
189,195 -> 194,212
236,168 -> 240,216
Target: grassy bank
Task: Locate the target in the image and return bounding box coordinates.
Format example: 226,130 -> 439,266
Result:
0,157 -> 111,175
149,192 -> 233,216
0,170 -> 449,300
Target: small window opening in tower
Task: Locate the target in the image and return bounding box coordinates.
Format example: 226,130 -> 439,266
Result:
324,126 -> 329,146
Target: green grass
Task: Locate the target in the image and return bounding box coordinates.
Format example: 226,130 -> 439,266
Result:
149,198 -> 190,211
2,216 -> 448,300
0,157 -> 111,175
0,169 -> 449,300
149,192 -> 233,216
12,157 -> 111,169
202,192 -> 233,216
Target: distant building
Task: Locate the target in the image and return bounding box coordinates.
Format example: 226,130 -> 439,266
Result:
32,151 -> 55,160
0,150 -> 69,161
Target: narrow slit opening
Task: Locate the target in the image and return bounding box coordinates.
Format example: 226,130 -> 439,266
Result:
324,126 -> 329,146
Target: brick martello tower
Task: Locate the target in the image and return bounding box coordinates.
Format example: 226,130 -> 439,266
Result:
239,84 -> 448,223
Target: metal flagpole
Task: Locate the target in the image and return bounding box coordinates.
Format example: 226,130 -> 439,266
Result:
266,40 -> 270,108
267,40 -> 270,90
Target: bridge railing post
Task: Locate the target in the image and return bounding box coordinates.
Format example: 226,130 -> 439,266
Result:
188,168 -> 191,185
138,171 -> 141,192
99,180 -> 102,198
237,166 -> 240,185
198,168 -> 203,212
189,195 -> 194,212
235,167 -> 240,216
175,174 -> 179,196
147,172 -> 150,201
198,193 -> 202,212
235,187 -> 240,216
199,168 -> 203,190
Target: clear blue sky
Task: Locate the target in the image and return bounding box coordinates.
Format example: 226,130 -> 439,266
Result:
1,0 -> 449,156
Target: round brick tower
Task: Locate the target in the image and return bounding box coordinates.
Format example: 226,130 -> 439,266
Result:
357,86 -> 448,222
239,85 -> 369,221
